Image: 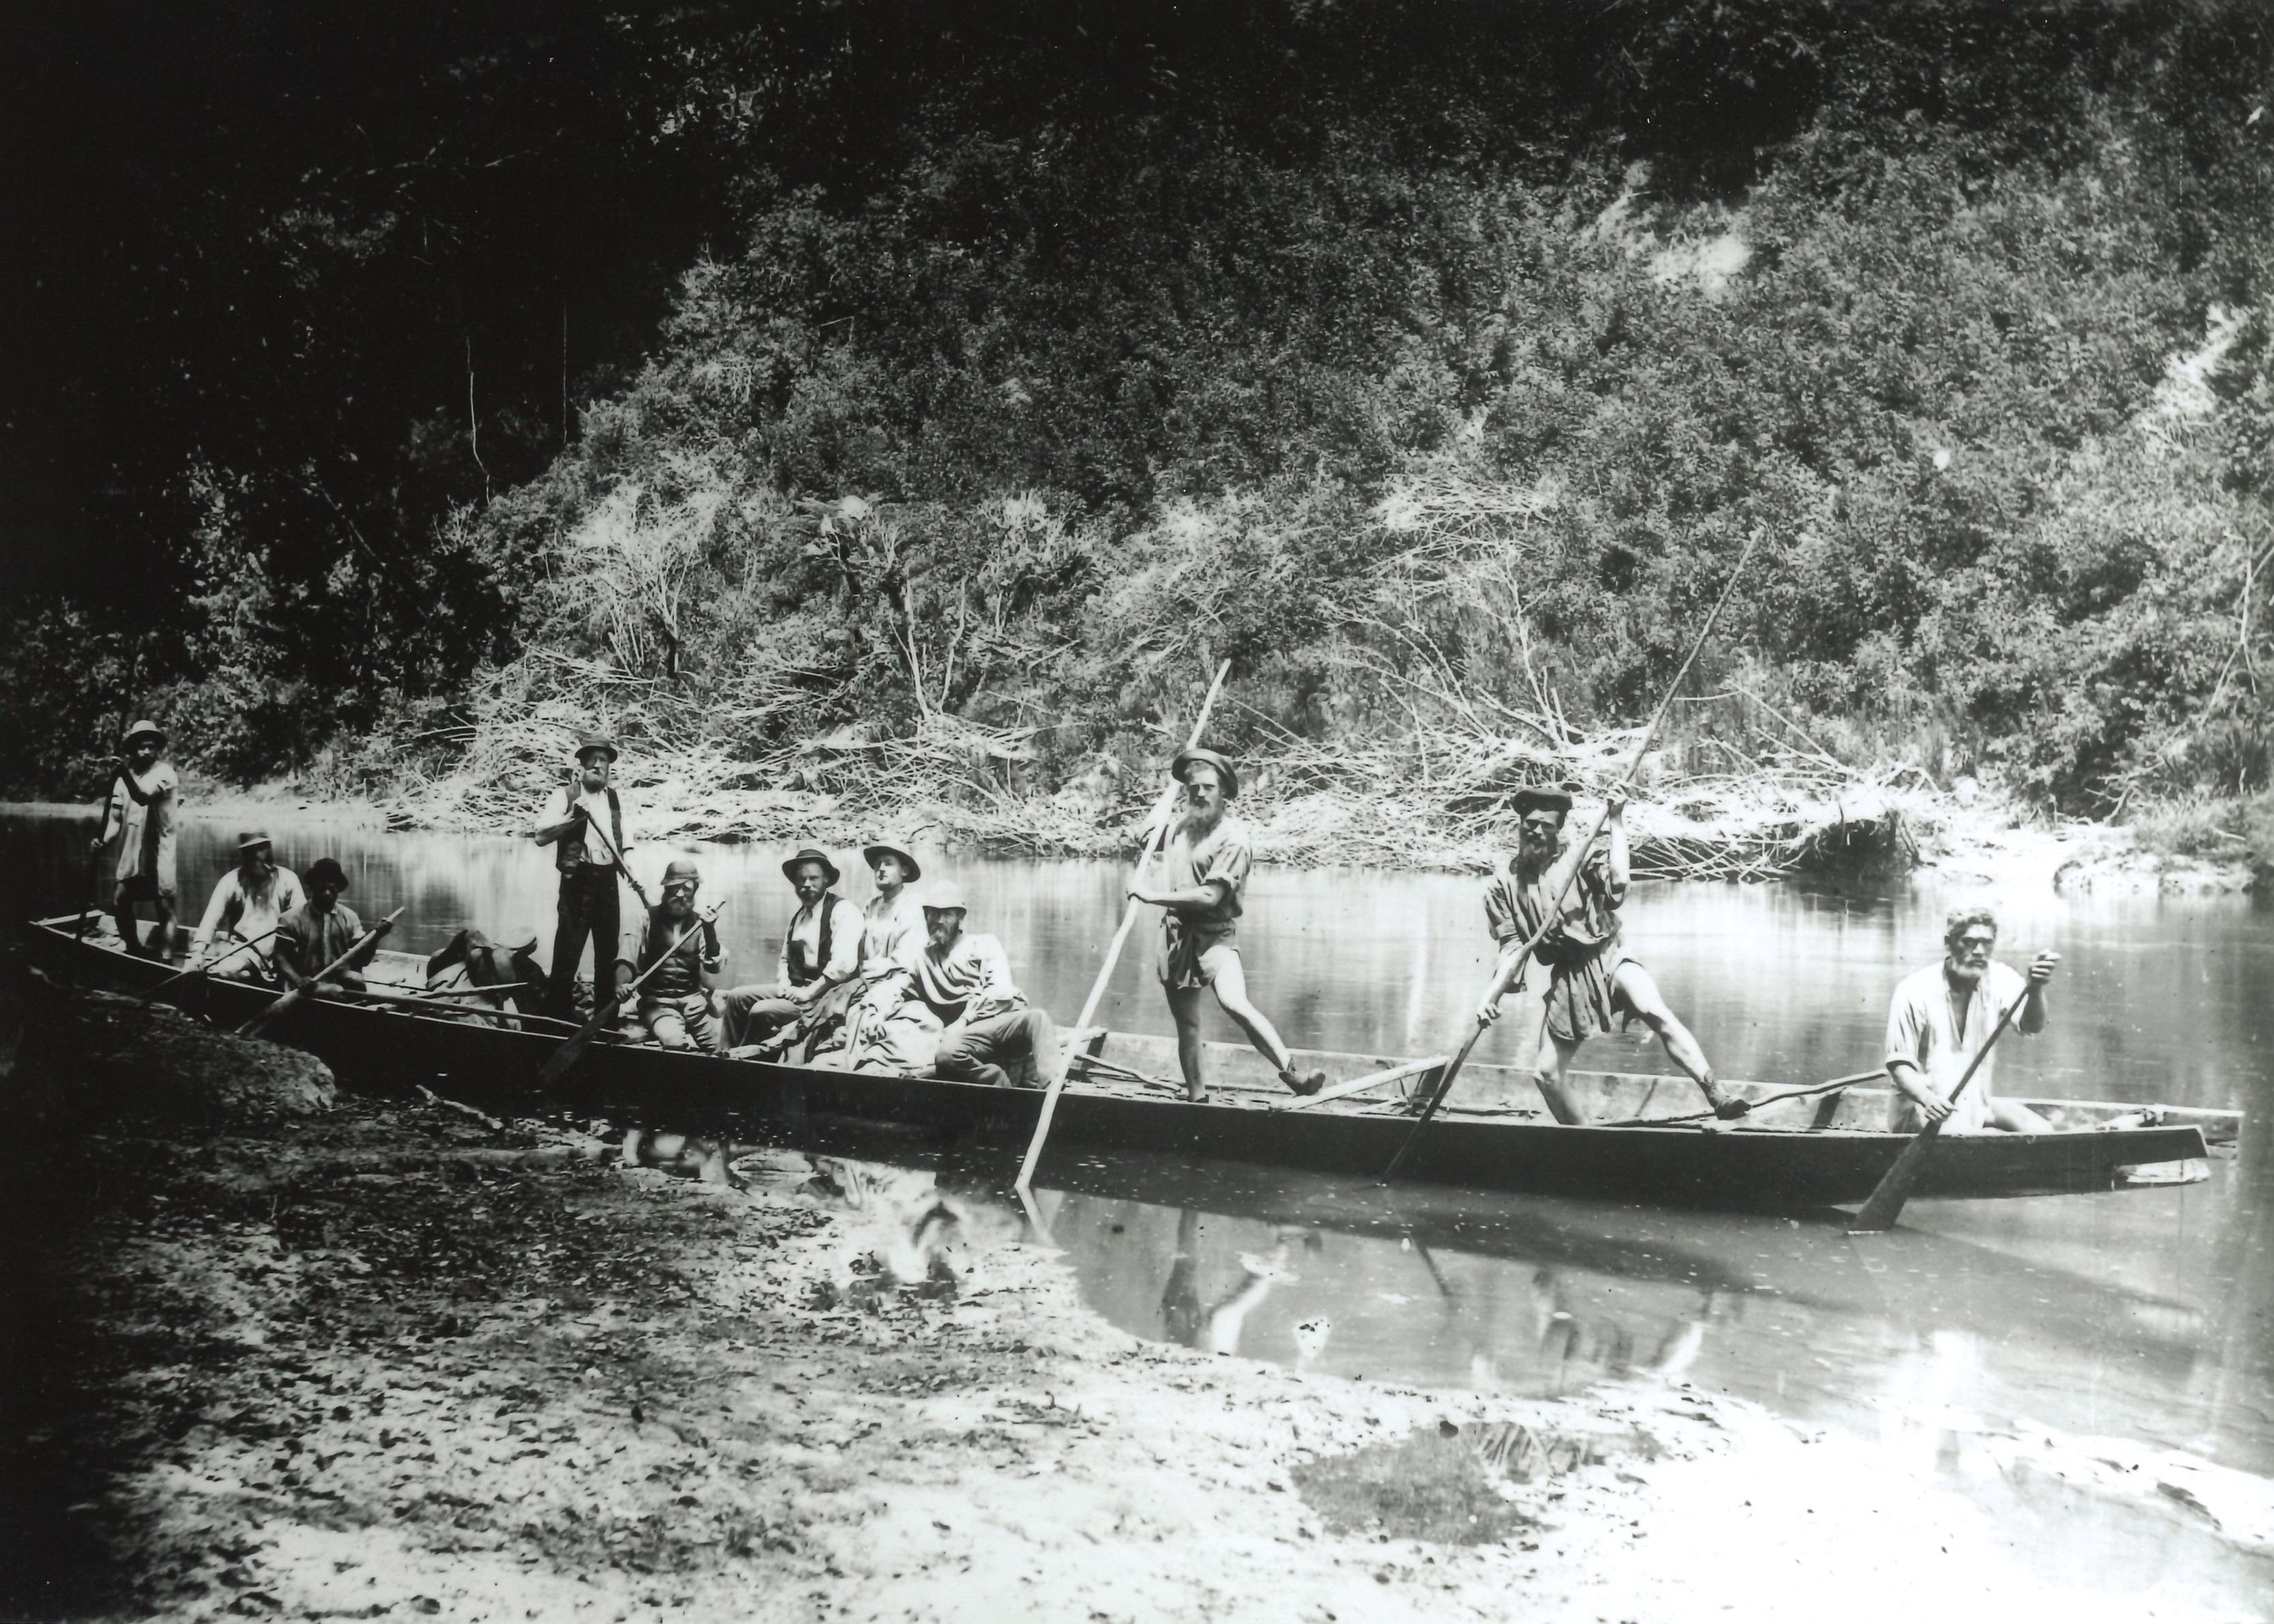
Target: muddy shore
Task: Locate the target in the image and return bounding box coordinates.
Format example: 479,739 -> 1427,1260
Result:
5,1067 -> 2265,1624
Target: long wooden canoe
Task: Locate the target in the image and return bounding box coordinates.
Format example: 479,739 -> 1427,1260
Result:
29,915 -> 2234,1211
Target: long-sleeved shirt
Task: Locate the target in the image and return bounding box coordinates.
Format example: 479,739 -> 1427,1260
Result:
617,908 -> 723,1000
1884,960 -> 2030,1134
858,890 -> 928,982
102,764 -> 181,892
193,865 -> 305,955
778,894 -> 862,994
911,930 -> 1024,1024
275,899 -> 367,981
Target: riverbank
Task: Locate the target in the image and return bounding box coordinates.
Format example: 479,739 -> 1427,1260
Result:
5,1074 -> 2266,1623
34,766 -> 2257,897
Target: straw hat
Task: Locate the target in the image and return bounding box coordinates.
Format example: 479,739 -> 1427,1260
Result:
861,839 -> 923,882
123,719 -> 166,749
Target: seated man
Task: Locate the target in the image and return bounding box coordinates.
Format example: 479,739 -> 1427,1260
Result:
721,847 -> 862,1057
616,857 -> 726,1053
909,882 -> 1068,1091
190,830 -> 303,980
273,858 -> 373,991
1885,906 -> 2059,1133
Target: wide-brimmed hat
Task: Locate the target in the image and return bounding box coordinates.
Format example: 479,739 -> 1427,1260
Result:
574,733 -> 619,764
237,829 -> 274,854
306,856 -> 349,890
661,856 -> 701,888
781,847 -> 842,888
123,719 -> 166,749
861,839 -> 922,882
920,881 -> 969,914
1171,746 -> 1240,801
1510,786 -> 1574,818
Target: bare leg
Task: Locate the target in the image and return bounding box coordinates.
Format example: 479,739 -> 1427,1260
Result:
1207,952 -> 1322,1092
1534,1028 -> 1589,1125
1611,962 -> 1742,1118
1498,975 -> 1584,1123
1988,1099 -> 2056,1133
1166,982 -> 1210,1101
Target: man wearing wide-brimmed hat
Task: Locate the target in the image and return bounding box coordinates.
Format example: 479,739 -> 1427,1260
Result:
1479,786 -> 1737,1122
190,829 -> 304,979
720,847 -> 862,1056
531,732 -> 633,1018
89,719 -> 181,957
1129,744 -> 1325,1101
274,857 -> 373,991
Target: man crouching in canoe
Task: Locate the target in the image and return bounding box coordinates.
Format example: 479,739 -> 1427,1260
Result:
1884,908 -> 2058,1133
1128,746 -> 1325,1102
1478,787 -> 1742,1123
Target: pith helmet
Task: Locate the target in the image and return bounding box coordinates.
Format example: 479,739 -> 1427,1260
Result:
921,882 -> 969,914
123,719 -> 166,749
662,856 -> 701,888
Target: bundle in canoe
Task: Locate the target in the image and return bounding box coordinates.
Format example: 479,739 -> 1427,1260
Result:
32,912 -> 2236,1212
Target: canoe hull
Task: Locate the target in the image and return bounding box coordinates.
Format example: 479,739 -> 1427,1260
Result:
27,919 -> 2217,1210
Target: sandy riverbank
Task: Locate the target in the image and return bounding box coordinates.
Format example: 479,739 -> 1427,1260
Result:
18,774 -> 2256,896
5,1083 -> 2266,1624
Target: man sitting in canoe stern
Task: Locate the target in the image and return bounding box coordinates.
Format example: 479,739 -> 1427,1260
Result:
190,829 -> 304,979
1128,746 -> 1326,1101
531,733 -> 632,1020
1478,786 -> 1743,1124
274,858 -> 375,991
615,857 -> 727,1053
719,847 -> 862,1056
1884,908 -> 2058,1133
906,882 -> 1070,1090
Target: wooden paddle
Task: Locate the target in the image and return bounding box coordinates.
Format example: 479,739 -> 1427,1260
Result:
239,908 -> 405,1038
1014,660 -> 1232,1192
1378,529 -> 1762,1187
1848,981 -> 2034,1232
536,905 -> 719,1087
138,925 -> 285,1005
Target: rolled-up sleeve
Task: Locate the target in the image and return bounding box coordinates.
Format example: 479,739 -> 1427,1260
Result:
1884,979 -> 1929,1073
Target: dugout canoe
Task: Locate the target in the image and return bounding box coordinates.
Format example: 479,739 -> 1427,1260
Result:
29,915 -> 2236,1212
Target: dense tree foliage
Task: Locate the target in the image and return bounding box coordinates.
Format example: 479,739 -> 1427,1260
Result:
8,1 -> 2273,815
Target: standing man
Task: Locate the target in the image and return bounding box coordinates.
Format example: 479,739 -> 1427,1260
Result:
1884,908 -> 2058,1133
1478,787 -> 1740,1123
274,858 -> 373,991
617,857 -> 726,1052
190,830 -> 304,979
910,881 -> 1069,1090
720,847 -> 862,1054
91,720 -> 180,958
533,734 -> 630,1019
1128,746 -> 1324,1101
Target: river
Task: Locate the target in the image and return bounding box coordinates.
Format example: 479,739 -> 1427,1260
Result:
6,804 -> 2271,1589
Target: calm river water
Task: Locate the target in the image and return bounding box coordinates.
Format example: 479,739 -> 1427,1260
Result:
8,805 -> 2272,1592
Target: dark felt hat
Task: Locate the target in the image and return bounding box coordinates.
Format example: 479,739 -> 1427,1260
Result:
575,733 -> 619,763
306,856 -> 349,890
861,839 -> 922,882
781,847 -> 842,888
1510,785 -> 1575,817
1171,746 -> 1240,801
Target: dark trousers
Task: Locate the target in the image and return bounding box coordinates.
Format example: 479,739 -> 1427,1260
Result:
547,866 -> 620,1017
933,1006 -> 1063,1090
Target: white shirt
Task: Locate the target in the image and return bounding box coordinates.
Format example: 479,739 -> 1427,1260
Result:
1884,960 -> 2030,1133
194,864 -> 305,954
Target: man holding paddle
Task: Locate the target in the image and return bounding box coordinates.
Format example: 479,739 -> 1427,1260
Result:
615,857 -> 727,1052
1128,746 -> 1324,1101
533,733 -> 633,1019
1884,908 -> 2058,1134
273,858 -> 377,992
190,830 -> 303,980
1479,786 -> 1741,1123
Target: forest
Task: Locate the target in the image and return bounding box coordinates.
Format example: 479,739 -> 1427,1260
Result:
8,1 -> 2273,865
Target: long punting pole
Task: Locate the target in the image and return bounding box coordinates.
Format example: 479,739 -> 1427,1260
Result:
1379,528 -> 1762,1186
1015,660 -> 1232,1193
